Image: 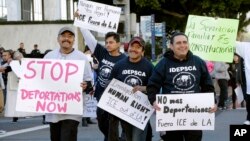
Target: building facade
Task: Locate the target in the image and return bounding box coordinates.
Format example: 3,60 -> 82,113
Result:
0,0 -> 84,53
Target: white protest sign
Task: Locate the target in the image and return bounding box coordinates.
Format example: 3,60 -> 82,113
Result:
156,93 -> 215,131
98,79 -> 154,130
140,16 -> 152,37
155,23 -> 163,37
10,60 -> 21,78
16,59 -> 85,115
83,95 -> 97,117
74,0 -> 121,33
235,86 -> 244,104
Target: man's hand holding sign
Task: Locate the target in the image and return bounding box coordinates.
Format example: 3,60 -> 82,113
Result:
154,94 -> 216,131
98,79 -> 154,130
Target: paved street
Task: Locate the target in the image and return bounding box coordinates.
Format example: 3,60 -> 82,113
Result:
0,108 -> 247,141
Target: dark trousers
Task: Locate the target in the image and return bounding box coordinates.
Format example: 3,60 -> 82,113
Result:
108,115 -> 151,141
97,107 -> 109,141
50,119 -> 79,141
217,79 -> 229,107
3,88 -> 6,105
244,92 -> 250,121
108,115 -> 120,141
160,130 -> 202,141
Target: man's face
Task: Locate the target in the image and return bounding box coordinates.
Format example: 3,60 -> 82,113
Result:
57,32 -> 75,50
105,36 -> 120,53
128,42 -> 144,60
2,52 -> 11,62
20,43 -> 24,48
170,35 -> 189,60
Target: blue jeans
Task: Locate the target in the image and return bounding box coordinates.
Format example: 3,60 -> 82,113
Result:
132,124 -> 148,141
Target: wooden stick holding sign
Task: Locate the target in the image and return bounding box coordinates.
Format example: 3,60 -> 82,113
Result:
16,59 -> 85,115
156,93 -> 215,131
98,79 -> 155,130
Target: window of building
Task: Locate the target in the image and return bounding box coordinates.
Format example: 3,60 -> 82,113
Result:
33,0 -> 43,20
21,0 -> 43,21
0,0 -> 7,20
61,0 -> 78,20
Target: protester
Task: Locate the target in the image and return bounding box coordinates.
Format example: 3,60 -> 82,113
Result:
82,45 -> 96,127
0,47 -> 5,113
108,37 -> 154,141
235,41 -> 250,125
4,51 -> 40,122
0,50 -> 13,110
233,54 -> 246,108
147,32 -> 217,141
17,42 -> 26,57
77,12 -> 126,140
30,44 -> 41,58
44,26 -> 93,141
214,61 -> 230,110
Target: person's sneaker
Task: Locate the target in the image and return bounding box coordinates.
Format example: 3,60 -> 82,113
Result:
243,120 -> 250,125
0,130 -> 6,135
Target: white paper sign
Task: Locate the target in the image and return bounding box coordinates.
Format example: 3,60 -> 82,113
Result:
74,0 -> 121,33
156,93 -> 215,131
140,16 -> 152,37
16,59 -> 85,115
10,60 -> 21,78
98,79 -> 155,130
235,85 -> 244,104
83,95 -> 97,117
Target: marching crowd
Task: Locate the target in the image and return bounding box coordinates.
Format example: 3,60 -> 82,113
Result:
0,15 -> 250,141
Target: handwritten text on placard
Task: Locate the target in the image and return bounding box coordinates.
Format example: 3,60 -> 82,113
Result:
185,15 -> 239,62
156,93 -> 215,131
74,0 -> 121,33
98,79 -> 154,130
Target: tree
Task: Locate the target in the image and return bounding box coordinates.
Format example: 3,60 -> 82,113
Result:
132,0 -> 250,32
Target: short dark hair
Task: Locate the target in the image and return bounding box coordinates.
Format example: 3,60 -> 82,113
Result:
105,32 -> 120,43
170,32 -> 188,44
3,49 -> 14,58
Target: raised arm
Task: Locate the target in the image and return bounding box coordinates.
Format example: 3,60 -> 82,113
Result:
80,28 -> 97,53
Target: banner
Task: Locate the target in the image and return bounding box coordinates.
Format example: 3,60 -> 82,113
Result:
156,93 -> 215,131
83,95 -> 97,117
140,16 -> 151,37
155,23 -> 163,37
98,79 -> 154,130
16,59 -> 85,115
185,15 -> 239,62
74,0 -> 121,33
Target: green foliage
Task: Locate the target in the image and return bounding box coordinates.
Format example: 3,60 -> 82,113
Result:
144,39 -> 164,61
135,0 -> 161,10
132,0 -> 250,32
